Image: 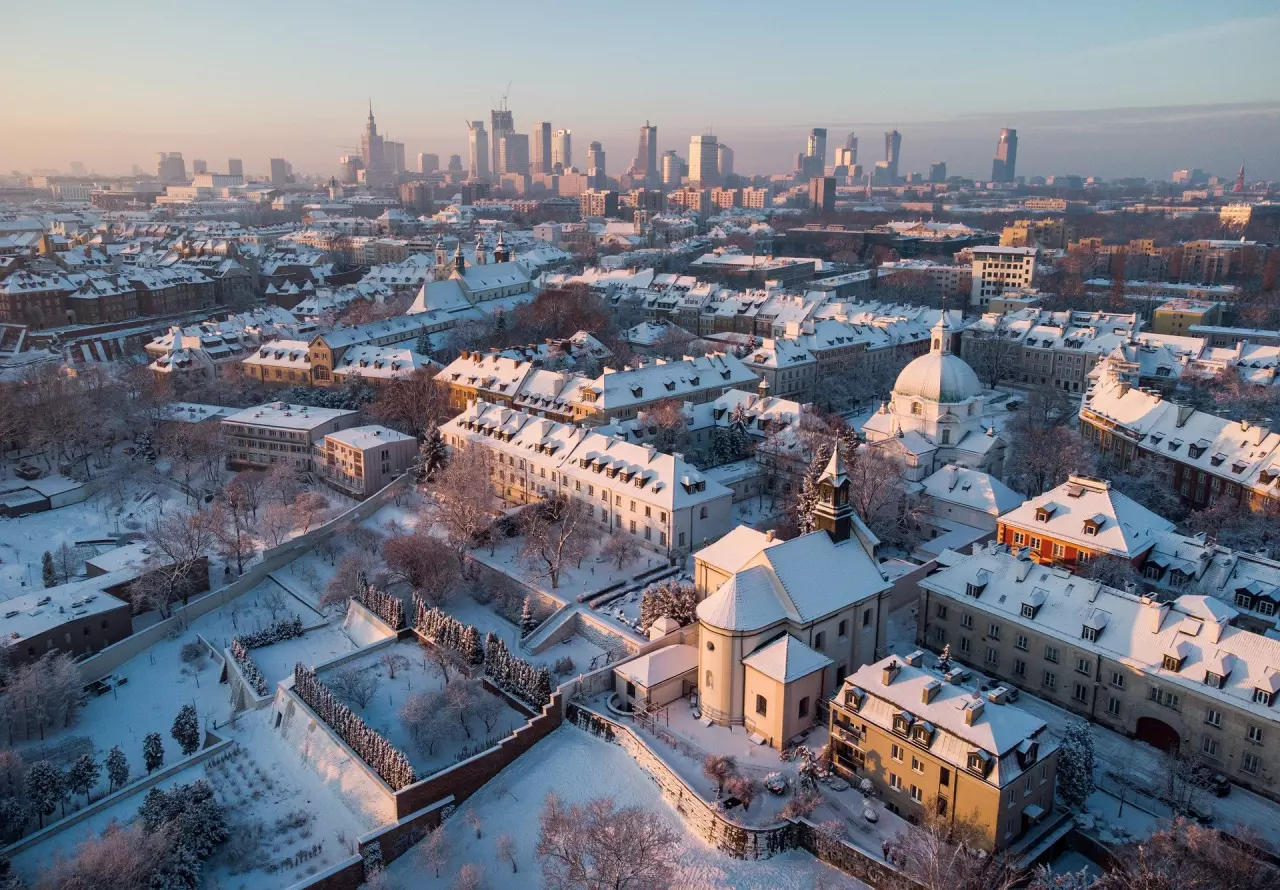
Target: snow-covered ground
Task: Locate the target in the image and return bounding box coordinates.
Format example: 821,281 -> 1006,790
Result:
383,726 -> 870,890
319,639 -> 528,777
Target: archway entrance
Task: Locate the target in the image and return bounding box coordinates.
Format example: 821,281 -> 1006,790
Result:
1135,716 -> 1180,752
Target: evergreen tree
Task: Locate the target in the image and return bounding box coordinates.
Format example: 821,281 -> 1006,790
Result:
795,448 -> 831,536
415,326 -> 431,356
66,753 -> 101,804
171,704 -> 201,756
520,596 -> 537,637
1057,721 -> 1096,810
41,551 -> 56,588
415,421 -> 448,483
143,732 -> 165,774
23,761 -> 62,828
106,744 -> 130,792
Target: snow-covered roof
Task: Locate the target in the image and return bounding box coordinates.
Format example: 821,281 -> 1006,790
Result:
334,344 -> 437,380
922,547 -> 1280,724
742,634 -> 833,683
842,656 -> 1053,787
693,526 -> 777,576
998,475 -> 1175,559
586,353 -> 757,411
920,465 -> 1023,517
3,575 -> 132,643
325,424 -> 415,451
222,401 -> 357,431
614,644 -> 699,688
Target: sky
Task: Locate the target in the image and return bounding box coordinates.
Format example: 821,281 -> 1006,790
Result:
4,0 -> 1280,181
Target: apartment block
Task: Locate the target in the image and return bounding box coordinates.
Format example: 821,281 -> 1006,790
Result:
317,425 -> 416,499
220,401 -> 361,471
970,246 -> 1037,310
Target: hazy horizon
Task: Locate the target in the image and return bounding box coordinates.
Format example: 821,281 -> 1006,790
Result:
6,0 -> 1280,181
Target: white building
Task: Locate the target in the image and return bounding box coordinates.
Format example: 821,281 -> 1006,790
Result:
970,246 -> 1037,309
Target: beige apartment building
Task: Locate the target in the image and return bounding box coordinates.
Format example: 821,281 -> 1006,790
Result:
316,425 -> 416,499
829,653 -> 1059,850
918,546 -> 1280,801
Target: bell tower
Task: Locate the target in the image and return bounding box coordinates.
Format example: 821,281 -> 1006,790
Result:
813,441 -> 854,543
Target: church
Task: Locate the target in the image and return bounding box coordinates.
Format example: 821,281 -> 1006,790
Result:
408,232 -> 533,317
861,312 -> 1007,482
691,446 -> 893,749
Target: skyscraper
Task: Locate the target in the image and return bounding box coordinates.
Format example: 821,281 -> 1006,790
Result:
385,141 -> 406,174
531,121 -> 552,175
500,134 -> 530,176
418,153 -> 439,174
586,141 -> 606,187
269,158 -> 288,186
157,152 -> 186,183
361,102 -> 385,176
447,154 -> 463,173
808,176 -> 835,214
635,121 -> 658,178
807,128 -> 827,165
491,106 -> 514,184
991,128 -> 1017,182
467,121 -> 490,181
842,132 -> 858,165
689,133 -> 719,187
717,144 -> 734,178
928,162 -> 947,183
884,130 -> 902,183
662,150 -> 681,186
192,159 -> 207,175
227,158 -> 243,178
552,129 -> 572,171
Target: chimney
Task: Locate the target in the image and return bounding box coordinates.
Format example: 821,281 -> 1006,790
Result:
971,542 -> 985,555
944,668 -> 967,685
904,650 -> 925,668
1175,402 -> 1195,428
765,529 -> 776,542
986,687 -> 1009,704
922,679 -> 942,704
1141,596 -> 1169,634
963,697 -> 986,725
881,660 -> 901,686
460,349 -> 470,360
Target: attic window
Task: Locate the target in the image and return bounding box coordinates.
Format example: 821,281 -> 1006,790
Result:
1188,443 -> 1206,459
911,723 -> 935,746
1233,461 -> 1248,474
1162,654 -> 1183,672
892,712 -> 915,736
1021,603 -> 1038,620
1210,453 -> 1226,467
1255,688 -> 1274,707
967,750 -> 993,776
1168,439 -> 1182,452
1035,504 -> 1056,522
1082,626 -> 1100,642
845,686 -> 866,711
1204,672 -> 1225,690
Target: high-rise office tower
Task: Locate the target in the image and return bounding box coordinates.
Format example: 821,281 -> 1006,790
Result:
531,121 -> 552,175
491,106 -> 514,184
192,159 -> 207,175
809,176 -> 835,213
156,152 -> 187,183
385,141 -> 406,174
1234,163 -> 1246,193
662,150 -> 681,186
689,134 -> 719,187
500,133 -> 530,176
635,122 -> 658,178
884,130 -> 902,183
447,154 -> 463,172
418,153 -> 439,174
928,162 -> 947,183
843,132 -> 857,164
991,128 -> 1017,182
717,144 -> 734,177
552,129 -> 572,171
269,158 -> 288,186
467,121 -> 490,181
807,128 -> 827,165
585,141 -> 606,187
361,102 -> 385,176
227,158 -> 243,178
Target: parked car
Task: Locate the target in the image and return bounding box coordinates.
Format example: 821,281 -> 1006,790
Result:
1191,765 -> 1231,798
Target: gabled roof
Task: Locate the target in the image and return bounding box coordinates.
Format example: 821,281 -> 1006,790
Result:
999,475 -> 1175,559
921,465 -> 1023,517
743,634 -> 832,683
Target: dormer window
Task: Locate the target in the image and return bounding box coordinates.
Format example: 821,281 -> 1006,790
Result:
1035,503 -> 1056,522
845,686 -> 866,711
1082,626 -> 1099,642
892,712 -> 915,736
1021,603 -> 1037,619
911,723 -> 935,746
1162,654 -> 1183,672
1205,672 -> 1224,690
967,750 -> 993,776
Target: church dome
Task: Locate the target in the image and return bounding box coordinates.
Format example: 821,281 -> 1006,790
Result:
894,351 -> 982,403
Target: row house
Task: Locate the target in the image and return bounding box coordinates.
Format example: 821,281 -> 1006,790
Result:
440,401 -> 733,557
1079,371 -> 1280,511
918,546 -> 1280,802
127,266 -> 217,316
573,353 -> 759,424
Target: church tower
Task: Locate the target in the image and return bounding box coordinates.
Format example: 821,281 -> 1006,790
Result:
453,241 -> 466,275
812,442 -> 854,544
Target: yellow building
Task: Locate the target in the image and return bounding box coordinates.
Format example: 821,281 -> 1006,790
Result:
1151,298 -> 1223,336
829,653 -> 1060,850
692,446 -> 892,748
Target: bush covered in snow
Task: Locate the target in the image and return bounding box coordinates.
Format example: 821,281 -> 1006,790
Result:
293,664 -> 417,790
638,578 -> 697,632
483,633 -> 553,710
235,614 -> 304,650
414,597 -> 484,666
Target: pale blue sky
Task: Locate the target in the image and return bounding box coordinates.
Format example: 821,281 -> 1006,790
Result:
5,0 -> 1279,178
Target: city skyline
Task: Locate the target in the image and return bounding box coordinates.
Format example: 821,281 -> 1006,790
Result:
5,0 -> 1280,179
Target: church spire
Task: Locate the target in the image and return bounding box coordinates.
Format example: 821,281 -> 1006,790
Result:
930,298 -> 954,355
813,439 -> 854,543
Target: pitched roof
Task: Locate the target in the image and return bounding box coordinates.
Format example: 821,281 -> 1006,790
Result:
742,634 -> 833,683
998,475 -> 1175,558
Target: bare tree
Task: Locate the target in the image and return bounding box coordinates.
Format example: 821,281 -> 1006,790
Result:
641,399 -> 691,455
209,499 -> 255,576
892,806 -> 1023,890
701,754 -> 737,799
383,533 -> 460,605
497,833 -> 517,873
400,691 -> 450,756
452,862 -> 487,890
328,665 -> 379,709
134,511 -> 216,618
600,532 -> 640,573
537,793 -> 680,890
519,496 -> 597,589
322,550 -> 379,609
367,369 -> 452,438
963,315 -> 1021,390
433,445 -> 497,573
38,822 -> 176,890
294,491 -> 330,533
415,827 -> 449,879
260,502 -> 296,548
1089,817 -> 1280,890
263,460 -> 301,506
472,690 -> 505,735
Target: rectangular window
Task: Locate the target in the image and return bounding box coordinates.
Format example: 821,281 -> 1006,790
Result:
988,623 -> 1000,639
814,632 -> 825,651
911,756 -> 924,773
985,647 -> 999,667
936,604 -> 949,620
863,608 -> 873,627
939,767 -> 951,787
755,695 -> 768,717
960,637 -> 971,654
1076,658 -> 1092,675
1013,658 -> 1026,677
1073,683 -> 1089,703
1249,725 -> 1265,745
1043,671 -> 1057,691
1052,542 -> 1066,559
910,785 -> 923,803
1107,696 -> 1121,716
892,744 -> 903,762
934,626 -> 947,644
1013,531 -> 1026,545
838,620 -> 848,638
1206,708 -> 1222,727
1202,736 -> 1219,758
1110,671 -> 1125,689
1015,634 -> 1028,651
1243,752 -> 1260,775
890,773 -> 902,791
1045,646 -> 1059,664
961,614 -> 973,629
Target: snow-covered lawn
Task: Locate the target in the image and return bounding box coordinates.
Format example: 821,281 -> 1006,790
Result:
318,639 -> 528,777
10,717 -> 377,890
471,533 -> 665,601
9,579 -> 363,807
383,726 -> 870,890
0,477 -> 189,597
